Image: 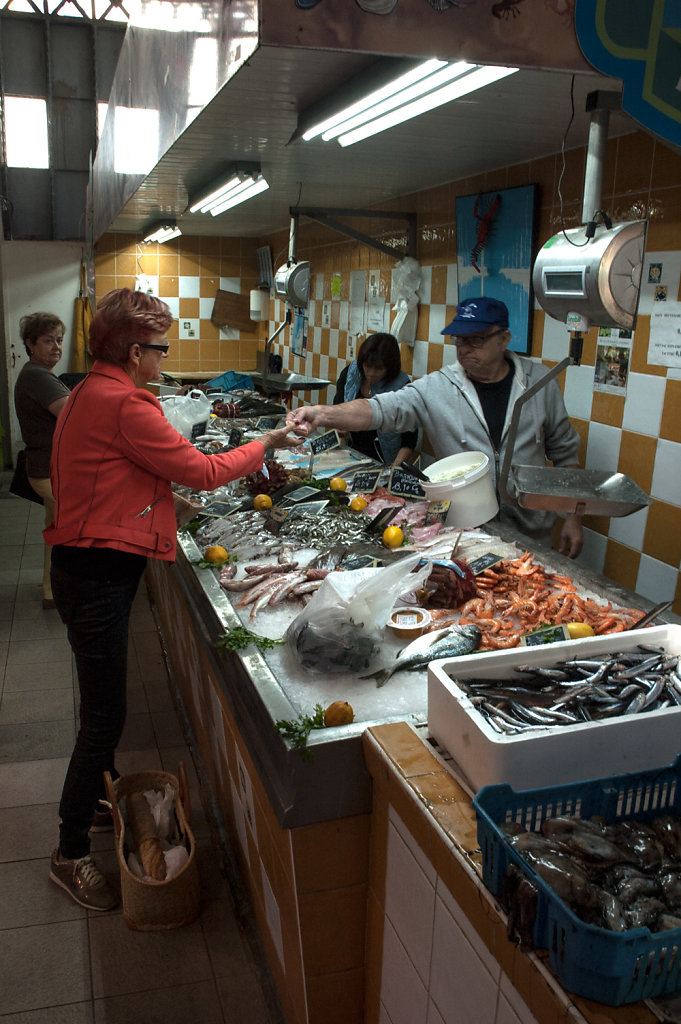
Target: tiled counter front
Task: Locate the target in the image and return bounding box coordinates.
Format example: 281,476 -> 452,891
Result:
362,722 -> 658,1024
147,557 -> 371,1024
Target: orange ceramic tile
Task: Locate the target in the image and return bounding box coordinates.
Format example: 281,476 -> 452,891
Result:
179,254 -> 200,276
363,889 -> 385,1024
199,275 -> 221,297
570,418 -> 589,465
156,251 -> 178,276
292,815 -> 371,895
581,513 -> 611,537
219,236 -> 241,258
638,186 -> 681,249
643,500 -> 681,567
177,338 -> 200,365
660,379 -> 681,443
614,132 -> 654,193
578,324 -> 599,367
115,275 -> 136,292
674,573 -> 681,618
330,302 -> 340,330
427,340 -> 443,374
305,967 -> 364,1024
95,252 -> 116,276
627,317 -> 667,376
178,297 -> 200,319
116,252 -> 137,276
95,274 -> 115,297
158,276 -> 179,297
298,885 -> 367,976
407,771 -> 478,854
137,251 -> 158,275
200,319 -> 219,341
651,136 -> 681,189
401,345 -> 414,376
591,391 -> 624,428
200,339 -> 220,361
416,305 -> 430,340
366,722 -> 443,779
617,430 -> 657,494
602,538 -> 641,593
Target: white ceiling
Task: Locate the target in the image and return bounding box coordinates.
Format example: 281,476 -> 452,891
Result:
108,45 -> 635,242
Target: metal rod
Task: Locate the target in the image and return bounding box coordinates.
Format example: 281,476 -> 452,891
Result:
582,107 -> 610,224
498,355 -> 573,507
261,312 -> 291,393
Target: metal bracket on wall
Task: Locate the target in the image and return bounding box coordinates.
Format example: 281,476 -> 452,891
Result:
292,207 -> 417,260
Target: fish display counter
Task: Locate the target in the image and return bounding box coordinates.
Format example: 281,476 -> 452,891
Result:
145,438 -> 678,1023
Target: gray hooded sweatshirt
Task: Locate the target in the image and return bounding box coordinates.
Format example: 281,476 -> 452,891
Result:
369,351 -> 579,538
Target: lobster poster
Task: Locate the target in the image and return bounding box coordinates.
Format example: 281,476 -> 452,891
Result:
456,183 -> 538,355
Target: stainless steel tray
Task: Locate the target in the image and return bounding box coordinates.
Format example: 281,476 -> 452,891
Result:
510,466 -> 652,516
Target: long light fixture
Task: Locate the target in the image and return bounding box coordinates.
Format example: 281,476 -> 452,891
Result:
189,165 -> 269,217
302,59 -> 519,148
143,223 -> 182,244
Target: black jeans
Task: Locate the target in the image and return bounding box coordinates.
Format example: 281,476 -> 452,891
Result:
51,546 -> 146,859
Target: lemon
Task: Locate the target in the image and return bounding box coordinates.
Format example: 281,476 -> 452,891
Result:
566,621 -> 595,639
324,700 -> 354,727
329,477 -> 347,492
349,495 -> 368,512
204,545 -> 230,565
382,525 -> 404,549
253,493 -> 273,510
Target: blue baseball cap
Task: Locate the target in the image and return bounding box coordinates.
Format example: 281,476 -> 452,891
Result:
441,297 -> 509,336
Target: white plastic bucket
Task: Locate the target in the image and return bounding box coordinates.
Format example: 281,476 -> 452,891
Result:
421,451 -> 498,528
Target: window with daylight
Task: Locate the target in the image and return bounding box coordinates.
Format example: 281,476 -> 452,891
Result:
4,97 -> 49,167
0,0 -> 129,20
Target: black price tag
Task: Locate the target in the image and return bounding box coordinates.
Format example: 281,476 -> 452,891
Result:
521,625 -> 571,647
281,485 -> 322,504
425,500 -> 450,524
287,499 -> 329,517
340,553 -> 380,570
228,428 -> 243,448
469,552 -> 505,575
351,469 -> 381,494
309,429 -> 341,455
256,416 -> 281,430
365,505 -> 400,535
388,466 -> 426,500
201,500 -> 242,517
191,420 -> 208,440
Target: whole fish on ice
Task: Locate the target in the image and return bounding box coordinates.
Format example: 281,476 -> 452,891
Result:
361,623 -> 481,686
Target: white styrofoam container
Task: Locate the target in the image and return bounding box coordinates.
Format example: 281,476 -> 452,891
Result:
427,624 -> 681,793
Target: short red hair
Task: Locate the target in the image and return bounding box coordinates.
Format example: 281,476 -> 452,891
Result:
89,288 -> 174,365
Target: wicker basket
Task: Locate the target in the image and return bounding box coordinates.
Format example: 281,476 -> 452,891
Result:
104,765 -> 200,931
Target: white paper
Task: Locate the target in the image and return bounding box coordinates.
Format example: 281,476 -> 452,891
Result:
649,302 -> 681,367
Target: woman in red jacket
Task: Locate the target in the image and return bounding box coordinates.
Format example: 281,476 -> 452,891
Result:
46,288 -> 302,911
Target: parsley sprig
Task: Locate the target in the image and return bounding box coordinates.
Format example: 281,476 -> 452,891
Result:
216,627 -> 284,655
274,704 -> 326,761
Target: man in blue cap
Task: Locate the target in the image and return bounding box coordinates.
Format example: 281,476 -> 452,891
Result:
287,296 -> 583,556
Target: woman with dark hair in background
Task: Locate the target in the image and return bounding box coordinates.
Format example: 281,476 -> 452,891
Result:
333,332 -> 417,465
45,288 -> 303,911
13,312 -> 71,609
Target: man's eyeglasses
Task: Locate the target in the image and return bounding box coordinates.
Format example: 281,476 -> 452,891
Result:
453,328 -> 505,349
138,343 -> 170,353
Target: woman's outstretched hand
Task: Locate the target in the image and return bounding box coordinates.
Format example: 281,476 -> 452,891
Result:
259,425 -> 307,450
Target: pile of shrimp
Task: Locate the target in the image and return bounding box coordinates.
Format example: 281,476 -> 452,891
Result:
430,551 -> 643,651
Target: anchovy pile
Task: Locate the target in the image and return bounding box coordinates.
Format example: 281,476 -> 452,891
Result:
453,645 -> 681,734
504,811 -> 681,938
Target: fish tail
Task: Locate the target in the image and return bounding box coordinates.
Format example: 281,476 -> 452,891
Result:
360,668 -> 390,685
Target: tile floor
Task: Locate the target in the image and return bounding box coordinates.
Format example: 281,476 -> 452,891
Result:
0,482 -> 284,1023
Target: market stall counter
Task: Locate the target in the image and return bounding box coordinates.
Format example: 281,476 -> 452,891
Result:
146,483 -> 677,1024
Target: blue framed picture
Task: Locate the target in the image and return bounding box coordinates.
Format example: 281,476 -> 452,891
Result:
456,184 -> 539,355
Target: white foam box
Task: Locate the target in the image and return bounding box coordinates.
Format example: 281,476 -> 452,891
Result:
427,624 -> 681,793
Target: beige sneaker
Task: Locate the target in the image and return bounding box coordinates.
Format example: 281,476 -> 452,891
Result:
49,848 -> 119,911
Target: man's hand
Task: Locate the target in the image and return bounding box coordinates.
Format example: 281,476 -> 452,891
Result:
286,406 -> 327,435
558,513 -> 583,559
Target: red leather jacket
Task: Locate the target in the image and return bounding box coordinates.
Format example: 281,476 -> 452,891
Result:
45,362 -> 265,561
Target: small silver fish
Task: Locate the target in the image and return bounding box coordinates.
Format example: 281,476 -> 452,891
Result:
361,624 -> 481,687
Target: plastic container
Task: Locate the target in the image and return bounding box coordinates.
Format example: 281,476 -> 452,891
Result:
421,451 -> 498,527
428,624 -> 681,792
386,606 -> 431,640
473,756 -> 681,1006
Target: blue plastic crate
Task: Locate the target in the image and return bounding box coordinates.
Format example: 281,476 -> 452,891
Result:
473,758 -> 681,1006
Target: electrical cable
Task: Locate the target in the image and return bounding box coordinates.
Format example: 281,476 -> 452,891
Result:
558,75 -> 590,248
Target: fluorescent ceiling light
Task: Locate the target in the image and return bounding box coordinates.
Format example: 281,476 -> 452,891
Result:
303,60 -> 519,149
189,166 -> 269,217
143,223 -> 182,244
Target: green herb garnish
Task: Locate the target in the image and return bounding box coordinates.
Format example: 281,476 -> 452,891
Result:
216,626 -> 284,655
179,519 -> 201,535
274,704 -> 326,761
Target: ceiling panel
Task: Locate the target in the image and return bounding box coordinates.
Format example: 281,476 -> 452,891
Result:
107,45 -> 635,241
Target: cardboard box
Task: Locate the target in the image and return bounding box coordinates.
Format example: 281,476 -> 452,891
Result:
427,624 -> 681,792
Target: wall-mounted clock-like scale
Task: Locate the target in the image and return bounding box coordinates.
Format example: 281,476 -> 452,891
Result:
532,220 -> 648,331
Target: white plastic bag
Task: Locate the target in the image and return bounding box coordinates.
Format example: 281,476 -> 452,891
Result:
161,390 -> 212,439
286,553 -> 431,675
391,257 -> 421,346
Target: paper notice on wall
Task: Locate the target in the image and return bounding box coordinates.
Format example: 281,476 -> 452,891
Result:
349,270 -> 366,334
367,297 -> 387,331
649,302 -> 681,367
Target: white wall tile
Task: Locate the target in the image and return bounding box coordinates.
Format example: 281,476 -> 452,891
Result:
199,297 -> 214,319
389,806 -> 437,883
314,273 -> 324,301
413,340 -> 429,378
427,1000 -> 447,1024
636,554 -> 679,602
428,304 -> 447,342
339,300 -> 349,332
651,439 -> 681,505
575,526 -> 607,575
445,263 -> 458,306
219,276 -> 240,294
381,917 -> 429,1024
585,421 -> 622,472
540,314 -> 572,362
328,329 -> 339,359
497,973 -> 540,1024
436,880 -> 499,977
622,372 -> 666,436
385,818 -> 435,985
178,275 -> 201,298
319,354 -> 329,379
429,894 -> 499,1024
163,296 -> 179,317
608,506 -> 649,551
563,363 -> 594,420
